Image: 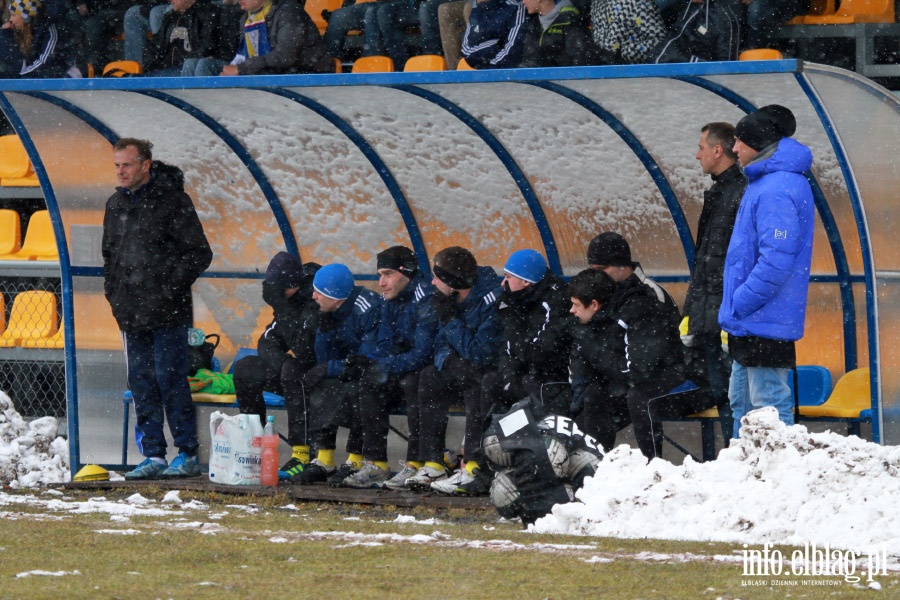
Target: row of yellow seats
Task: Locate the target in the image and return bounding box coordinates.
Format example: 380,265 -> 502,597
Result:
788,0 -> 894,25
0,290 -> 63,349
0,209 -> 58,261
351,54 -> 474,73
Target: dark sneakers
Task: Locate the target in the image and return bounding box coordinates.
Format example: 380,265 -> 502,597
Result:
290,459 -> 335,484
278,457 -> 306,481
326,462 -> 359,486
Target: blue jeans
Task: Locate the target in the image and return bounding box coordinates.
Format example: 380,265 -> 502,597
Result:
729,359 -> 793,438
125,325 -> 198,458
375,1 -> 419,69
124,4 -> 171,64
419,0 -> 455,55
323,2 -> 382,59
182,57 -> 228,76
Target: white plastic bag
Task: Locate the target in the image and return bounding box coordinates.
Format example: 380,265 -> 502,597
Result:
208,411 -> 263,485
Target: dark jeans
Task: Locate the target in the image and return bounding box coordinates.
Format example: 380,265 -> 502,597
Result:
323,2 -> 381,60
375,0 -> 419,68
415,357 -> 484,463
356,369 -> 418,462
580,382 -> 630,453
697,331 -> 734,444
125,325 -> 197,458
418,0 -> 455,54
626,383 -> 715,460
235,355 -> 315,445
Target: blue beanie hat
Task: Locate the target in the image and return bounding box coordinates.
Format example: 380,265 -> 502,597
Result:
313,263 -> 354,300
504,249 -> 547,284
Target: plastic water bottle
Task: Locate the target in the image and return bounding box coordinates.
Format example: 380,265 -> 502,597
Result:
260,415 -> 279,487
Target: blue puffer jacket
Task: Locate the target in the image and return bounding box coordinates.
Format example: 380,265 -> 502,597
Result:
373,271 -> 438,379
434,266 -> 503,370
718,137 -> 814,341
315,286 -> 381,378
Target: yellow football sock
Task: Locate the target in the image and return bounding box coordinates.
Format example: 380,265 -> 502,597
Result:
347,453 -> 365,469
317,449 -> 335,468
425,461 -> 445,472
408,461 -> 424,470
292,445 -> 310,464
465,461 -> 480,474
373,460 -> 389,471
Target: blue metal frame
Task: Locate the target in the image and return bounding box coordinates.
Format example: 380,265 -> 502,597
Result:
392,84 -> 562,275
135,89 -> 300,257
0,92 -> 82,470
528,80 -> 694,269
261,87 -> 431,276
794,70 -> 881,442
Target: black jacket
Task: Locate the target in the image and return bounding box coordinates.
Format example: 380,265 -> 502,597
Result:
683,162 -> 745,335
569,305 -> 629,410
498,273 -> 573,387
652,0 -> 741,64
608,274 -> 685,397
102,162 -> 213,333
257,268 -> 321,381
148,1 -> 220,71
520,4 -> 610,67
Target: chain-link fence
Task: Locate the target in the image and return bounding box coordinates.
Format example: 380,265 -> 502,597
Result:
0,274 -> 65,418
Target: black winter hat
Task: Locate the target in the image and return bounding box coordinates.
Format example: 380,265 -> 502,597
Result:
434,246 -> 478,290
377,246 -> 418,278
587,232 -> 632,267
265,252 -> 304,290
734,104 -> 797,151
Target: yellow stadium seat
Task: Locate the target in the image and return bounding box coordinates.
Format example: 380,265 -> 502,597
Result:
456,57 -> 475,70
0,134 -> 32,180
804,0 -> 893,24
739,48 -> 784,61
0,209 -> 21,255
0,210 -> 58,261
0,294 -> 5,334
305,0 -> 343,35
404,54 -> 448,72
19,327 -> 64,349
799,368 -> 871,418
102,60 -> 142,77
351,55 -> 395,73
0,290 -> 58,348
789,0 -> 836,23
690,406 -> 720,418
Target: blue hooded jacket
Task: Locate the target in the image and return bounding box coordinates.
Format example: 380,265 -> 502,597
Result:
461,0 -> 527,68
433,265 -> 503,370
373,271 -> 438,379
718,137 -> 814,341
315,286 -> 381,378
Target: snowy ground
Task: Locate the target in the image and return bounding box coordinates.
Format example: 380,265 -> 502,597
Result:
3,388 -> 900,587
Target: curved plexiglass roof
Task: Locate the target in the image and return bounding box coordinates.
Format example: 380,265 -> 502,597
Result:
2,60 -> 897,469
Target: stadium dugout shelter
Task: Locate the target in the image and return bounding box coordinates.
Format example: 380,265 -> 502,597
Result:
0,59 -> 898,476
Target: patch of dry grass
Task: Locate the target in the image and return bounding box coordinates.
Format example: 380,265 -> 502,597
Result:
0,487 -> 895,599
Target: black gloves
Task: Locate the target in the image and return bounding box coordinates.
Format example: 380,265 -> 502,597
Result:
432,291 -> 460,325
303,364 -> 328,391
339,355 -> 374,382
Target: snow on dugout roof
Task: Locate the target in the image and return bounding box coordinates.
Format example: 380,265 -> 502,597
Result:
1,60 -> 897,473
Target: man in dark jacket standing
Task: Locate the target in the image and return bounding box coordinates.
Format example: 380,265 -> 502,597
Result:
234,252 -> 320,480
681,121 -> 745,443
720,104 -> 814,437
103,138 -> 213,480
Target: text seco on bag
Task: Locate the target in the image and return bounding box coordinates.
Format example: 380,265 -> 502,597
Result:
208,411 -> 263,485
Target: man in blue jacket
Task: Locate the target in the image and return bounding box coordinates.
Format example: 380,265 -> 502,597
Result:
719,104 -> 814,437
289,263 -> 382,484
405,246 -> 502,492
341,246 -> 440,489
460,0 -> 527,68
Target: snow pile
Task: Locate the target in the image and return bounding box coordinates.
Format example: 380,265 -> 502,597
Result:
535,407 -> 900,553
0,391 -> 69,488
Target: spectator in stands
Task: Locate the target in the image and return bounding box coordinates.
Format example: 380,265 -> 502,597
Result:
122,1 -> 171,65
103,138 -> 213,480
590,0 -> 667,64
369,0 -> 423,70
432,249 -> 572,495
186,0 -> 332,76
233,253 -> 320,481
741,0 -> 809,50
652,0 -> 742,63
290,263 -> 382,485
460,0 -> 527,68
720,104 -> 814,436
0,0 -> 78,77
180,0 -> 242,75
143,0 -> 219,76
436,0 -> 469,69
520,0 -> 611,67
73,0 -> 128,69
348,246 -> 439,489
680,122 -> 745,443
321,0 -> 380,65
404,247 -> 502,492
420,0 -> 457,62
